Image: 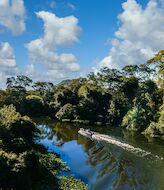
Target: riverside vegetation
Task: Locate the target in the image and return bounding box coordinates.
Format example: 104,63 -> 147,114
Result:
0,50 -> 163,189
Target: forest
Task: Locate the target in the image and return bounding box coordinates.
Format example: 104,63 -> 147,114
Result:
0,50 -> 163,189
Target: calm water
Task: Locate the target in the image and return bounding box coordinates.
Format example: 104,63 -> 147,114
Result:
36,119 -> 164,190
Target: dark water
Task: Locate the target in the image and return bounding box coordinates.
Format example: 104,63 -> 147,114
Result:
35,118 -> 164,190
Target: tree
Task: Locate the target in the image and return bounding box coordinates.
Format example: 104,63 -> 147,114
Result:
138,64 -> 154,80
6,75 -> 32,90
56,103 -> 77,121
144,104 -> 164,138
122,80 -> 159,131
122,64 -> 154,80
97,67 -> 123,90
32,81 -> 54,95
122,65 -> 139,77
147,50 -> 164,89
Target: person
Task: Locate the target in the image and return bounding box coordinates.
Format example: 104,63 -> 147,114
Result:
86,129 -> 91,134
90,131 -> 94,137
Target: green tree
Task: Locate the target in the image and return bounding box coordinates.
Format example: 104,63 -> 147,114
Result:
122,80 -> 159,131
147,50 -> 164,89
32,81 -> 54,96
6,75 -> 32,91
144,104 -> 164,138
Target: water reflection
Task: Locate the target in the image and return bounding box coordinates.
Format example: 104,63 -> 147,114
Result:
36,119 -> 164,190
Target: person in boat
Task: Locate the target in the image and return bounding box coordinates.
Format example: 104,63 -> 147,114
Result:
86,129 -> 94,137
90,131 -> 94,137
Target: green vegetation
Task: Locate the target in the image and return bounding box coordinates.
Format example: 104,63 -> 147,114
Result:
0,51 -> 163,137
0,50 -> 163,189
0,105 -> 87,189
59,176 -> 87,190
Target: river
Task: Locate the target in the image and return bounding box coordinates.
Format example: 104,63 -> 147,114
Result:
35,118 -> 164,190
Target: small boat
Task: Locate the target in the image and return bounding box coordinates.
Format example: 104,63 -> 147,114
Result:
79,128 -> 95,138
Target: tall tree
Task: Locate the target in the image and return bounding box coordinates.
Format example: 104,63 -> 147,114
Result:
147,50 -> 164,89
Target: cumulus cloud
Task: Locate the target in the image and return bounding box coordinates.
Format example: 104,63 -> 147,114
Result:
99,0 -> 164,70
26,11 -> 81,82
0,42 -> 18,88
0,42 -> 16,67
0,0 -> 26,35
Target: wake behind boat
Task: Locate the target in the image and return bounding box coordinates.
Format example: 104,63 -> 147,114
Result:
78,128 -> 163,161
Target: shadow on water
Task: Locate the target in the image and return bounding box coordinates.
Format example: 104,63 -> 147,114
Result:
35,118 -> 164,190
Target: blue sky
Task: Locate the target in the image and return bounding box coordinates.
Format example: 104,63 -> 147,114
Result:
0,0 -> 163,87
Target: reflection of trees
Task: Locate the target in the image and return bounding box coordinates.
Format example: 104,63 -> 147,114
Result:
37,124 -> 54,140
78,136 -> 158,190
35,119 -> 53,140
52,122 -> 79,142
85,140 -> 157,190
49,122 -> 152,189
36,119 -> 162,190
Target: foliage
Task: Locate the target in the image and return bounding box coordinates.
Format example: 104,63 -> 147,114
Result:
56,103 -> 77,121
25,95 -> 46,116
0,105 -> 87,189
0,104 -> 21,129
144,104 -> 164,137
6,75 -> 32,91
147,49 -> 164,89
122,106 -> 145,131
59,176 -> 88,190
0,50 -> 163,142
122,80 -> 160,131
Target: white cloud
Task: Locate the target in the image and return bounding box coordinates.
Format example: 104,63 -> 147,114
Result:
26,11 -> 81,82
0,0 -> 26,35
0,42 -> 18,88
99,0 -> 164,69
0,42 -> 16,67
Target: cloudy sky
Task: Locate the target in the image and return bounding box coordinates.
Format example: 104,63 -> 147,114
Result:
0,0 -> 164,88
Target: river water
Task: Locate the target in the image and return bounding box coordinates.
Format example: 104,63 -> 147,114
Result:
36,119 -> 164,190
